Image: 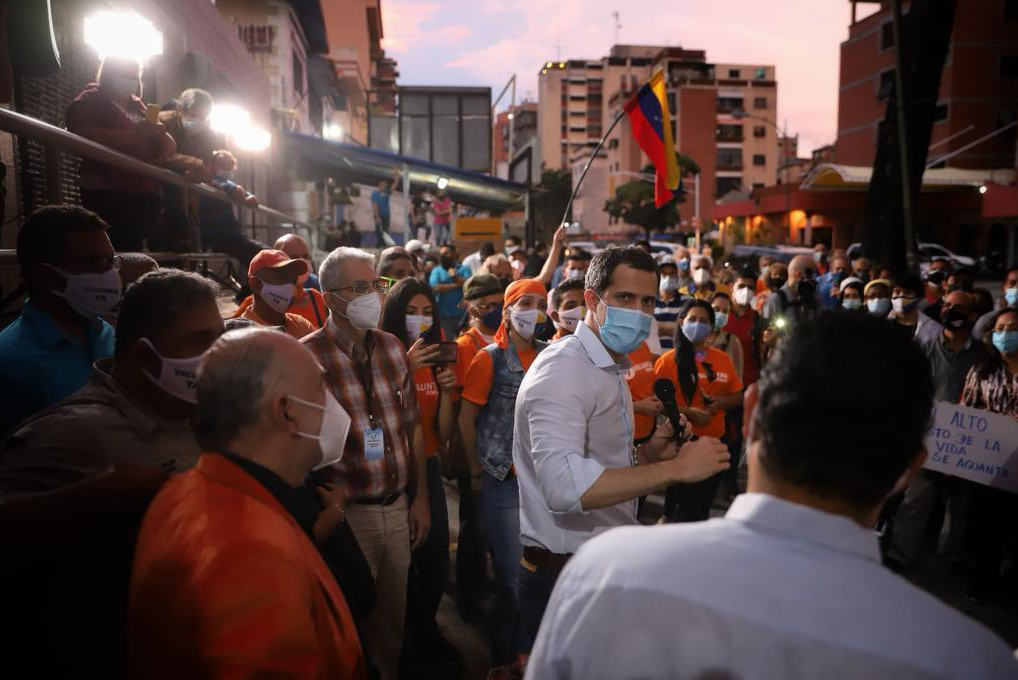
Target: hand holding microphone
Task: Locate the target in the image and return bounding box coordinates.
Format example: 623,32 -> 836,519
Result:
653,379 -> 694,445
652,379 -> 730,483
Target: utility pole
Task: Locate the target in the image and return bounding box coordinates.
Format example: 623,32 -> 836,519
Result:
891,0 -> 919,273
612,12 -> 621,45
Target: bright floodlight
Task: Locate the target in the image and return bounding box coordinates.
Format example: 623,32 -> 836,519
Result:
235,127 -> 272,152
209,104 -> 252,135
437,177 -> 450,190
324,121 -> 344,141
84,11 -> 163,63
979,185 -> 988,194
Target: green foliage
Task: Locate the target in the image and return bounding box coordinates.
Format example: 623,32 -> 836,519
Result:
534,167 -> 572,237
603,153 -> 699,233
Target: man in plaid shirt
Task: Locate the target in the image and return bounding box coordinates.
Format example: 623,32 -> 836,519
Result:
303,247 -> 431,680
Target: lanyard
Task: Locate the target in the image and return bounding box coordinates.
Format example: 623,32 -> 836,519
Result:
354,338 -> 378,427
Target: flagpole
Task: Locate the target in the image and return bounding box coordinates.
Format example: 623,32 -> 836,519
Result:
559,109 -> 626,229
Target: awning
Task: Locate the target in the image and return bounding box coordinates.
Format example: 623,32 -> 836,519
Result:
284,132 -> 528,211
801,163 -> 1015,190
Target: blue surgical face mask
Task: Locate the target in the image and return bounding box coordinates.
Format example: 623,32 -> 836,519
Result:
595,296 -> 652,354
867,298 -> 891,316
713,311 -> 729,330
842,298 -> 862,311
480,304 -> 503,331
682,320 -> 712,344
1005,288 -> 1018,307
992,330 -> 1018,355
678,259 -> 690,273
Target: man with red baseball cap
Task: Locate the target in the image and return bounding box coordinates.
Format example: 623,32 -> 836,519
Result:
240,249 -> 316,339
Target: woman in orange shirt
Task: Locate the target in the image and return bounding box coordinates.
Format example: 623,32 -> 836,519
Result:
654,299 -> 743,522
379,278 -> 460,665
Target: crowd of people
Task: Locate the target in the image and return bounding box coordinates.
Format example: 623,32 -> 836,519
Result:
0,203 -> 1017,680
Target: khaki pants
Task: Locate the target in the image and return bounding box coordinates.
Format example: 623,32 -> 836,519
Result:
345,495 -> 411,680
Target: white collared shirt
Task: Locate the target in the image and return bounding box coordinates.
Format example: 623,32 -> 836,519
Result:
526,493 -> 1018,680
513,320 -> 637,555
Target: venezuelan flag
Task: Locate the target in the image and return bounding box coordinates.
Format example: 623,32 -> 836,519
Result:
624,70 -> 681,208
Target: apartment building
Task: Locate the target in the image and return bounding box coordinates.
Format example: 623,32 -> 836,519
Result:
493,102 -> 538,178
539,44 -> 778,234
836,0 -> 1017,169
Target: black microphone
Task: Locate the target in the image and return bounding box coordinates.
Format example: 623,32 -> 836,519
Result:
653,378 -> 692,444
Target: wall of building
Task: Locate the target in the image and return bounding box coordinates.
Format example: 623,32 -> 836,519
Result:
836,0 -> 1018,169
678,87 -> 718,229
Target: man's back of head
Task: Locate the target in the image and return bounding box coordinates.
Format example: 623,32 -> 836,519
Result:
752,312 -> 933,512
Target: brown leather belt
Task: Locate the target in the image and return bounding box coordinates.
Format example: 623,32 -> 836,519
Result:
522,545 -> 573,573
355,490 -> 404,506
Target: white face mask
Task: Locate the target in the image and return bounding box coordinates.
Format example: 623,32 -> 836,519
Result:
510,307 -> 541,339
406,314 -> 433,341
258,281 -> 295,313
566,268 -> 585,281
661,276 -> 679,293
335,292 -> 382,330
692,268 -> 711,286
555,306 -> 586,333
288,391 -> 352,470
46,264 -> 122,319
140,339 -> 202,404
733,286 -> 754,307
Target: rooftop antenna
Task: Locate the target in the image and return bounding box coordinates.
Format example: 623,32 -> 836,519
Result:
612,12 -> 621,45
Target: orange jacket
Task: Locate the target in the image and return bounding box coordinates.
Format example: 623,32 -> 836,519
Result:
128,454 -> 366,680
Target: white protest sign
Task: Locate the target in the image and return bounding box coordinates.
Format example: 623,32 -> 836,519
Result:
923,401 -> 1018,494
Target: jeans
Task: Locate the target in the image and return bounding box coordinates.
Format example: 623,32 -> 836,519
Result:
482,472 -> 529,664
435,222 -> 450,245
517,556 -> 562,645
405,458 -> 450,642
375,214 -> 391,246
455,475 -> 488,615
889,469 -> 970,566
664,471 -> 724,522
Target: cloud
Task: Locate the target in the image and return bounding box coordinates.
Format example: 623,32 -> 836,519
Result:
381,0 -> 471,54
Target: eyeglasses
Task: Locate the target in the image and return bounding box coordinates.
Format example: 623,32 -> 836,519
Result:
333,278 -> 391,295
73,255 -> 123,273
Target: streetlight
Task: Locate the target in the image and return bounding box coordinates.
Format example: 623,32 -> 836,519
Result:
437,177 -> 450,190
732,109 -> 794,245
209,104 -> 272,153
84,11 -> 163,63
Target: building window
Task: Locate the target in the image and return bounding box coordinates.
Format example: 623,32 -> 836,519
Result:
877,70 -> 895,100
715,176 -> 742,197
716,124 -> 743,142
753,96 -> 767,109
717,148 -> 743,170
753,154 -> 766,166
753,126 -> 766,138
752,182 -> 764,190
292,50 -> 304,96
1001,55 -> 1018,78
880,22 -> 893,49
728,69 -> 740,78
717,96 -> 744,112
934,102 -> 949,122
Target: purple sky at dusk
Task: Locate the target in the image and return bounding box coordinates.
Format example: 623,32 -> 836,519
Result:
380,0 -> 877,154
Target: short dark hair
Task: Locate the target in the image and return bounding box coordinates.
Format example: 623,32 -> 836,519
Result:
380,277 -> 441,349
115,270 -> 220,358
754,312 -> 933,507
479,242 -> 496,258
566,248 -> 592,263
635,239 -> 652,251
505,235 -> 522,246
890,271 -> 923,298
586,246 -> 660,296
551,279 -> 585,309
17,205 -> 109,275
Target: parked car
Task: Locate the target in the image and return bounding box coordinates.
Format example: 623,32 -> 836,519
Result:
846,242 -> 976,271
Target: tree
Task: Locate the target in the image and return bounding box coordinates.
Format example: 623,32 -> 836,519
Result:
603,153 -> 700,237
863,0 -> 956,273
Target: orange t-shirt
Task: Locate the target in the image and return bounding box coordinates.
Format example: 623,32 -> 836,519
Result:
413,366 -> 441,458
240,306 -> 316,339
454,327 -> 494,388
235,289 -> 329,329
461,345 -> 538,406
626,342 -> 657,440
653,345 -> 743,438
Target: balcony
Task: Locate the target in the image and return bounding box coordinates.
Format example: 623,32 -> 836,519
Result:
716,125 -> 744,143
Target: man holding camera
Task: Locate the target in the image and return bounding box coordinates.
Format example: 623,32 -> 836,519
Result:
762,255 -> 818,326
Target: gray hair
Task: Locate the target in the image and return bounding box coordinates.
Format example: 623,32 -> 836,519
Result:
193,327 -> 288,451
319,247 -> 376,292
179,88 -> 213,115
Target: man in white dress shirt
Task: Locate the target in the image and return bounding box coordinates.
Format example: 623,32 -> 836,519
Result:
513,246 -> 731,645
526,311 -> 1018,680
